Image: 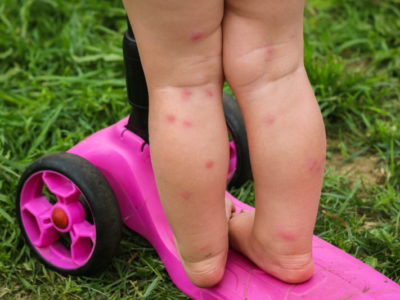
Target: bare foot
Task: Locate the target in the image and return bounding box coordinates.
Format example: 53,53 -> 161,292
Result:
229,210 -> 314,283
173,234 -> 227,288
171,198 -> 234,288
225,196 -> 235,221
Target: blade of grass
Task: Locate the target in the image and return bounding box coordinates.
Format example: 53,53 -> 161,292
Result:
0,206 -> 13,223
142,277 -> 160,299
28,104 -> 63,156
338,179 -> 361,215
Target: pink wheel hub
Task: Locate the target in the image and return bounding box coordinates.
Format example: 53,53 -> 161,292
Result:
52,207 -> 68,229
20,170 -> 96,269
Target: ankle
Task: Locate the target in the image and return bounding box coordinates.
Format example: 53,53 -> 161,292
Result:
251,226 -> 312,255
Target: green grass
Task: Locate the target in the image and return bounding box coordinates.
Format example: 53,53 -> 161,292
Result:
1,0 -> 399,298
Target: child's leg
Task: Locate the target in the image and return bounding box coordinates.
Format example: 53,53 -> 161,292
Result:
223,0 -> 326,283
122,0 -> 230,287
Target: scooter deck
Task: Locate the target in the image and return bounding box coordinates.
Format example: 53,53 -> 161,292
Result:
69,118 -> 400,299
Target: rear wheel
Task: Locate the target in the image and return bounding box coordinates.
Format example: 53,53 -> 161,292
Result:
223,91 -> 253,188
16,152 -> 122,275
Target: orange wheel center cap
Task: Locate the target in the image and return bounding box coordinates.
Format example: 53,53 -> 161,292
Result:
52,207 -> 69,229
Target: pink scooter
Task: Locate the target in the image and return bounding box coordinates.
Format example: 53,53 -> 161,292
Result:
16,24 -> 400,299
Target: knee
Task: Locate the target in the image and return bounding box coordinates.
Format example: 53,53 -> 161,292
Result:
223,40 -> 304,94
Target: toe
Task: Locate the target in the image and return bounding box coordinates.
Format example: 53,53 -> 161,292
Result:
225,197 -> 235,221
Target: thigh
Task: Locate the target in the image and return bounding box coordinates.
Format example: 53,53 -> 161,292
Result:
123,0 -> 224,90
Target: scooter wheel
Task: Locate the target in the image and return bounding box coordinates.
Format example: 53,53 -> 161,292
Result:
223,92 -> 253,188
16,152 -> 122,275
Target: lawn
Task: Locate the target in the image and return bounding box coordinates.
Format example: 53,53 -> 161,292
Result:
0,0 -> 399,298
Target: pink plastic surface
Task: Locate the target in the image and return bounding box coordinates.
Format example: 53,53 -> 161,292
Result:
227,141 -> 237,181
68,117 -> 400,299
20,171 -> 96,269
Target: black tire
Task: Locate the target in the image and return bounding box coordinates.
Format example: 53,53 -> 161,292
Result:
223,92 -> 253,188
16,152 -> 122,275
